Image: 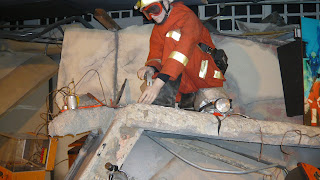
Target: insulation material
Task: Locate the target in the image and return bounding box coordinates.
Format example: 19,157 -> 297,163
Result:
56,25 -> 301,124
213,35 -> 302,123
57,28 -> 116,106
117,25 -> 153,104
56,25 -> 152,108
213,35 -> 284,105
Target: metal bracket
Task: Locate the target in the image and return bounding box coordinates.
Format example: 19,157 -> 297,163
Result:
145,73 -> 153,86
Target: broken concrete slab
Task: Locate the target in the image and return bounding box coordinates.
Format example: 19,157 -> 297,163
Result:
122,104 -> 320,148
49,106 -> 117,136
72,123 -> 143,179
49,103 -> 320,148
56,103 -> 320,179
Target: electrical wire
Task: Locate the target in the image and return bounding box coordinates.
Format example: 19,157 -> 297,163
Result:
229,113 -> 319,168
39,69 -> 108,137
48,30 -> 63,50
42,86 -> 71,123
43,87 -> 71,136
54,159 -> 69,167
145,132 -> 278,175
280,130 -> 320,155
34,123 -> 46,134
73,69 -> 107,104
230,113 -> 251,119
68,80 -> 76,95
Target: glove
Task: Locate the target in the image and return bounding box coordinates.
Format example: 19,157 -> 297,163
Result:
138,78 -> 165,104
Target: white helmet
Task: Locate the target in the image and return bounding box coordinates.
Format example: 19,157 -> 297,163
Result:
134,0 -> 174,11
134,0 -> 161,11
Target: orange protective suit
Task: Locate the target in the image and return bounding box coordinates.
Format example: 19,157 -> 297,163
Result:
307,80 -> 320,126
145,2 -> 225,100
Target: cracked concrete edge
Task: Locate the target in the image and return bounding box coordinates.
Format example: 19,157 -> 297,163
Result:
48,106 -> 117,136
76,115 -> 144,180
50,104 -> 320,148
122,104 -> 320,148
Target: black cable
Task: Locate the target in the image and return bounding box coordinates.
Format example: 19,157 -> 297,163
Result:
36,124 -> 47,136
198,101 -> 214,112
49,30 -> 63,50
74,69 -> 107,104
0,16 -> 94,42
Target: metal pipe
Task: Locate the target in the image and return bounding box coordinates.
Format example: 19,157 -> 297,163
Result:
22,16 -> 94,41
166,138 -> 273,175
0,16 -> 93,41
27,40 -> 63,45
0,25 -> 48,28
196,138 -> 288,170
57,26 -> 64,36
49,78 -> 54,180
145,133 -> 278,175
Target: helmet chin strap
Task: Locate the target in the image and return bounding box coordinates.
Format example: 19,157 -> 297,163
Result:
155,1 -> 171,25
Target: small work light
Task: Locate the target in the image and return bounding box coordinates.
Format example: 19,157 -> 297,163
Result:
214,98 -> 231,114
199,98 -> 232,116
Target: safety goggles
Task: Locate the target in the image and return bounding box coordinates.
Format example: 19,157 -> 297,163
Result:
141,2 -> 163,20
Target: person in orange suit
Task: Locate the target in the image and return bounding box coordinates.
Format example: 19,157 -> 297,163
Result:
135,0 -> 225,107
307,80 -> 320,126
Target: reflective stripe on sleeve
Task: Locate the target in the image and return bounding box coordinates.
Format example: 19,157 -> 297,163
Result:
213,70 -> 224,80
145,58 -> 161,65
312,109 -> 317,124
166,29 -> 181,41
199,60 -> 208,78
168,51 -> 189,66
308,99 -> 313,104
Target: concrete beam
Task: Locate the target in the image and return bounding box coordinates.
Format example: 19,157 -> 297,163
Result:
50,103 -> 320,179
50,104 -> 320,148
122,104 -> 320,148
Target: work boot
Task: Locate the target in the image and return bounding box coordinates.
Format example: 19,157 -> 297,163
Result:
152,74 -> 181,108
